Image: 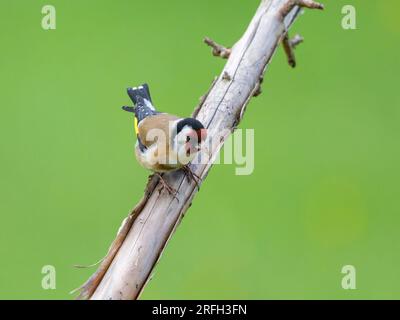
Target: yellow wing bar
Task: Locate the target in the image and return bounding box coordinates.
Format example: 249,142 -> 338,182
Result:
134,116 -> 139,135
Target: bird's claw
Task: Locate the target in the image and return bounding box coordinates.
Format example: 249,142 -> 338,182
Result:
182,166 -> 202,191
156,173 -> 179,201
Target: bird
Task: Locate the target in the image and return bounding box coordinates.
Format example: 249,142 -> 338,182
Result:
122,83 -> 207,194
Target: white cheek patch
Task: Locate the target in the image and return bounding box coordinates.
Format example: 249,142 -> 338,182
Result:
176,145 -> 196,165
173,126 -> 189,146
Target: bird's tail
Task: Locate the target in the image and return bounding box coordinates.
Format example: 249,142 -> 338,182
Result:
127,83 -> 152,105
123,83 -> 158,122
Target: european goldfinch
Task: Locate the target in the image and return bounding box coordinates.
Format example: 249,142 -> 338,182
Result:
122,84 -> 207,193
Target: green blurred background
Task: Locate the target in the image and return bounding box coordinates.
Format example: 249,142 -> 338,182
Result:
0,0 -> 399,299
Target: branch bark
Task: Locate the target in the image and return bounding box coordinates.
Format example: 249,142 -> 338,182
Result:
75,0 -> 323,300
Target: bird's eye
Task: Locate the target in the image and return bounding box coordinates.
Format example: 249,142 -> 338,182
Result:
186,136 -> 190,142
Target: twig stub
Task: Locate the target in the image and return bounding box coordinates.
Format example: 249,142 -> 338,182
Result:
282,33 -> 304,68
280,0 -> 324,19
290,34 -> 304,48
204,37 -> 231,59
222,71 -> 231,81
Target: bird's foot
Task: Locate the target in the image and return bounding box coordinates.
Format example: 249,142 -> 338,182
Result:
182,165 -> 202,191
156,173 -> 179,200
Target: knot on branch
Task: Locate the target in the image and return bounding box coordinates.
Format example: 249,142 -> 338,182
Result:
252,75 -> 264,97
253,82 -> 262,97
222,71 -> 231,81
204,37 -> 231,59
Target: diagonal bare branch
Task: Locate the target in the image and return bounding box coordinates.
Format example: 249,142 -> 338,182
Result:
74,0 -> 323,300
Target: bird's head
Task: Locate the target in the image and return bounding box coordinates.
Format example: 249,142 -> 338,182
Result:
175,118 -> 207,156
